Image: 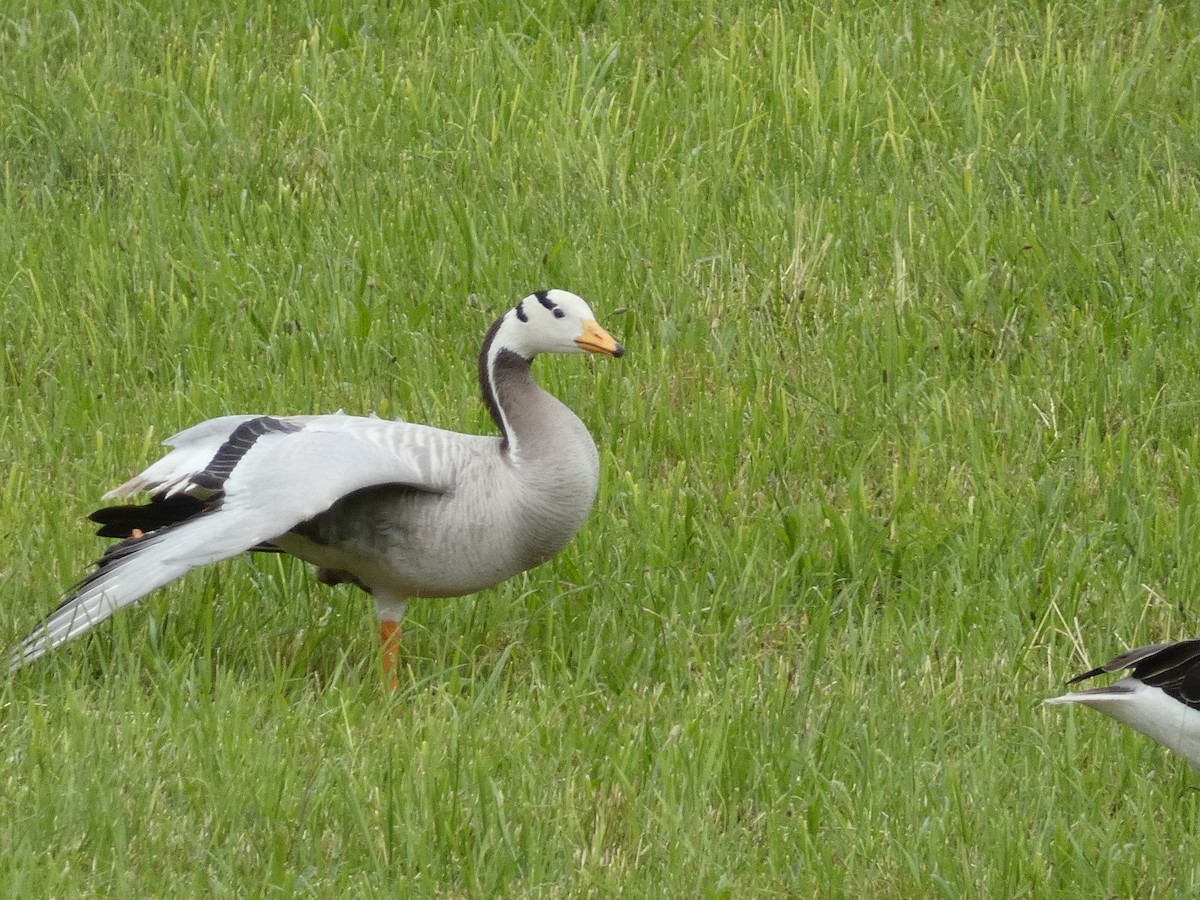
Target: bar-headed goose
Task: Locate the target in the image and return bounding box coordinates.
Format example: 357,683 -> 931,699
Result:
8,289 -> 624,678
1045,639 -> 1200,769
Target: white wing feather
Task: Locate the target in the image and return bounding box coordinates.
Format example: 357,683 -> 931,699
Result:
103,413 -> 355,499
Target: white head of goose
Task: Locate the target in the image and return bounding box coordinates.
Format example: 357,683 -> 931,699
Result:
8,289 -> 624,681
1045,639 -> 1200,770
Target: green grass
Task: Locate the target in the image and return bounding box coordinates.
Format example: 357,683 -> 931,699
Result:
4,0 -> 1200,894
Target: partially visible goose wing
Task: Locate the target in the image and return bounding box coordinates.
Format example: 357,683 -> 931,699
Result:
1111,640 -> 1200,711
1045,639 -> 1200,770
9,413 -> 464,669
1060,640 -> 1200,710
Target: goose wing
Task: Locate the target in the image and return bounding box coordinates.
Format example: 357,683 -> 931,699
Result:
1101,640 -> 1200,711
1045,639 -> 1200,770
105,413 -> 345,500
9,413 -> 466,668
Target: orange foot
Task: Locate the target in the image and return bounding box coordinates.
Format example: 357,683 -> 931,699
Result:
379,619 -> 401,691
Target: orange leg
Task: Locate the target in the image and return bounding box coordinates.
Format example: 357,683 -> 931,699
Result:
374,595 -> 407,691
379,619 -> 401,690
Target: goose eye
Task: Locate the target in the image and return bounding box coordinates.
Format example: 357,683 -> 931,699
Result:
553,308 -> 565,319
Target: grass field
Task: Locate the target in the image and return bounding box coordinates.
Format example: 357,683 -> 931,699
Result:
4,0 -> 1200,895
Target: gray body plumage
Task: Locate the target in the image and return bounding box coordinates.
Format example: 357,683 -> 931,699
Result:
279,360 -> 600,599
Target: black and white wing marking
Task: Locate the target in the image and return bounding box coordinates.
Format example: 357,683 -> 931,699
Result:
9,414 -> 454,669
1046,639 -> 1200,771
101,414 -> 263,500
1067,640 -> 1200,711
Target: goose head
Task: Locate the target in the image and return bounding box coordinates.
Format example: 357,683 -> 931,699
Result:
494,289 -> 624,360
478,289 -> 623,459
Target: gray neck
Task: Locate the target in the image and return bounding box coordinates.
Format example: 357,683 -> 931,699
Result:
477,321 -> 602,559
483,346 -> 589,461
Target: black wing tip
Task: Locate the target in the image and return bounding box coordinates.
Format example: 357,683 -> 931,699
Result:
1066,666 -> 1108,686
88,494 -> 209,539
